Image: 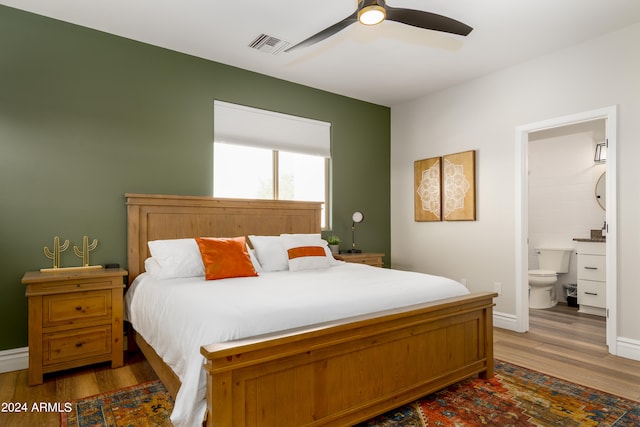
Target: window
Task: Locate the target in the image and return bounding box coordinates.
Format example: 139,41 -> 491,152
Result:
213,101 -> 331,227
214,143 -> 273,199
278,151 -> 326,203
213,144 -> 328,224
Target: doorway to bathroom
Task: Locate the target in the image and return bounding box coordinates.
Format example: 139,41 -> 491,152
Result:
515,106 -> 617,355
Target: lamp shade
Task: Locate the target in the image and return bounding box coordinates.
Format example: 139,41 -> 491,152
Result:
594,142 -> 607,163
349,211 -> 364,253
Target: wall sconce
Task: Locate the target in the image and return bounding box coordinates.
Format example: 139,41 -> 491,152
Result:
348,211 -> 364,253
594,142 -> 607,163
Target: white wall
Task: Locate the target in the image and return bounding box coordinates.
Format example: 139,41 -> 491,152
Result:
390,22 -> 640,346
528,125 -> 606,301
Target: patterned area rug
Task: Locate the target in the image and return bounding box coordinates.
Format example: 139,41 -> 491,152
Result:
61,361 -> 639,427
60,380 -> 173,427
358,361 -> 640,427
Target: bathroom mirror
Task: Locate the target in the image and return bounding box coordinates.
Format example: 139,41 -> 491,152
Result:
595,172 -> 606,210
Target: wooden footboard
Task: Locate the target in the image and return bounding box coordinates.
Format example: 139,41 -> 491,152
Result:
201,292 -> 495,427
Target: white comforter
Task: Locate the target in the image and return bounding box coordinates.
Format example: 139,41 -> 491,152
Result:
124,263 -> 469,427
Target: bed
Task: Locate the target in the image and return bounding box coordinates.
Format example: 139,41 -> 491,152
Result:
125,193 -> 496,427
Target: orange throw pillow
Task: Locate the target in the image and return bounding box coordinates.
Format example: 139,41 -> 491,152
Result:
195,237 -> 258,280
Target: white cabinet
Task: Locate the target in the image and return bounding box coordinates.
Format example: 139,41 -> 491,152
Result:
575,242 -> 606,317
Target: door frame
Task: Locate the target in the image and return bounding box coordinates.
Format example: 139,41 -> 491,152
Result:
514,105 -> 617,353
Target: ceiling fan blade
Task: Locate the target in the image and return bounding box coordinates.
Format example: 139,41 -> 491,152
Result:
285,11 -> 358,52
385,6 -> 473,36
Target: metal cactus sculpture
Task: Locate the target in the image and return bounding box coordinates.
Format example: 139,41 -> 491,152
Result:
73,235 -> 98,267
43,236 -> 70,269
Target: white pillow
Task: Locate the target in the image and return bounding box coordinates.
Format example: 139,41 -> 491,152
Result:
246,244 -> 263,273
143,257 -> 163,277
282,243 -> 330,271
280,234 -> 341,271
147,238 -> 205,279
282,234 -> 343,266
248,235 -> 289,272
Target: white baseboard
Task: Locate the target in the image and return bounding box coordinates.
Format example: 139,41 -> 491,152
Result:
0,347 -> 28,374
616,337 -> 640,361
493,311 -> 518,330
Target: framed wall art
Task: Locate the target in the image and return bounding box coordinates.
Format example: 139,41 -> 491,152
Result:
414,157 -> 442,221
442,150 -> 476,221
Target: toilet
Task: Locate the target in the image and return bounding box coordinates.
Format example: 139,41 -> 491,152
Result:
528,248 -> 572,309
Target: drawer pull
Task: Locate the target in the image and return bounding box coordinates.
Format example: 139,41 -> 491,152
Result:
75,342 -> 83,348
75,306 -> 83,311
584,267 -> 598,270
585,291 -> 598,296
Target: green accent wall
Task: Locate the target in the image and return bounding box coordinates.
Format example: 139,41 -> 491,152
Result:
0,6 -> 390,350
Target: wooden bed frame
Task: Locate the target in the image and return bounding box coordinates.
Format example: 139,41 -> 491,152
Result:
126,193 -> 496,427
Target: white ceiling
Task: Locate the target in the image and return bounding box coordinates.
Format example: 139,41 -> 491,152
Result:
3,0 -> 640,106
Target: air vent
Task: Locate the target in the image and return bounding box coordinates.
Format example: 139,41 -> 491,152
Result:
249,34 -> 291,55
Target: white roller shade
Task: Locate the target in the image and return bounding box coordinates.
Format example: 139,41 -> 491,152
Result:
214,100 -> 331,157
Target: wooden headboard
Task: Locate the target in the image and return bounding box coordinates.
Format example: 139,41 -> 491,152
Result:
126,194 -> 322,283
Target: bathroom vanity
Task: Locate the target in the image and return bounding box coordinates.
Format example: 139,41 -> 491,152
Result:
574,240 -> 606,317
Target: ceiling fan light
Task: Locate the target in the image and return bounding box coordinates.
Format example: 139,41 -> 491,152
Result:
358,5 -> 386,26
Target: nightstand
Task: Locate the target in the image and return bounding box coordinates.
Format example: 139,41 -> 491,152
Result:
334,253 -> 385,267
22,268 -> 127,385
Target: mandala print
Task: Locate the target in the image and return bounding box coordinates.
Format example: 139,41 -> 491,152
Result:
416,159 -> 440,219
443,158 -> 470,218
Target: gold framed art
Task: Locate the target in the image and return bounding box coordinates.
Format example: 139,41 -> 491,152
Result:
414,157 -> 442,221
442,150 -> 476,221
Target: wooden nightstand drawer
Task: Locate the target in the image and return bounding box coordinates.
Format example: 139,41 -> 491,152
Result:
334,253 -> 385,267
43,325 -> 112,365
43,290 -> 111,326
23,268 -> 127,385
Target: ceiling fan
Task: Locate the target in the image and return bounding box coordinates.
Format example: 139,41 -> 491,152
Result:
285,0 -> 473,53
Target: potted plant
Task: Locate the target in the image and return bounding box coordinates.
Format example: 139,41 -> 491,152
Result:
326,235 -> 341,255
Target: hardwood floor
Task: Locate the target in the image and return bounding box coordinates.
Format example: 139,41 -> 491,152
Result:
494,303 -> 640,402
1,305 -> 639,426
0,352 -> 158,427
